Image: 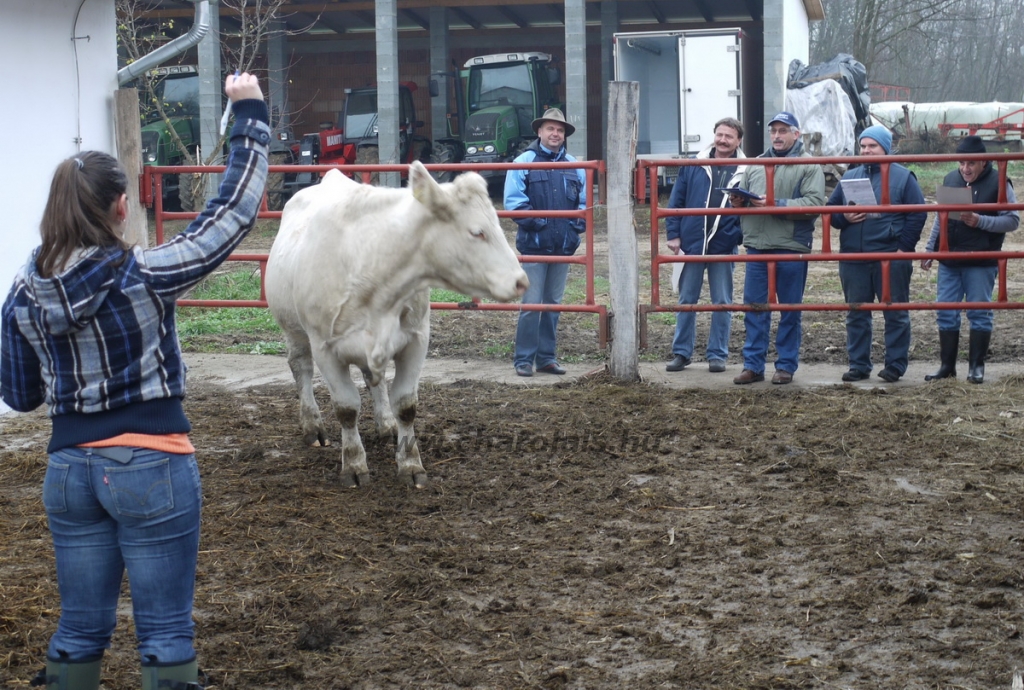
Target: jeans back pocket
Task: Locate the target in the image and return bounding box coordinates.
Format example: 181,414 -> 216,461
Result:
105,458 -> 174,519
43,461 -> 71,514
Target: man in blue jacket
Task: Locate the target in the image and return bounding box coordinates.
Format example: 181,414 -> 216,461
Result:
665,117 -> 746,373
504,108 -> 587,377
828,125 -> 926,383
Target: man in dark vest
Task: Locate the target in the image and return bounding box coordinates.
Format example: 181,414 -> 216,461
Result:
921,135 -> 1019,383
504,108 -> 587,377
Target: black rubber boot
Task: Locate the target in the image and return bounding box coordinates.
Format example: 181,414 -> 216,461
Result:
967,329 -> 991,384
925,330 -> 959,381
30,657 -> 101,690
141,659 -> 203,690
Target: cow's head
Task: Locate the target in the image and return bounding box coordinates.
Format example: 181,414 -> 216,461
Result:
410,161 -> 528,302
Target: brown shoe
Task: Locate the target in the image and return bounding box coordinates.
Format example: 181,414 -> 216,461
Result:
733,369 -> 764,385
772,370 -> 793,385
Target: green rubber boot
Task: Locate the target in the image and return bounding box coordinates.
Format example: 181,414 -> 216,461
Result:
141,659 -> 203,690
31,657 -> 102,690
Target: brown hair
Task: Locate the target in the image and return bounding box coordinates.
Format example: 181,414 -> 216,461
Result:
714,117 -> 744,140
36,151 -> 129,278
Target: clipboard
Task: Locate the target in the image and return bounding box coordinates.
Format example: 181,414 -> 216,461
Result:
839,178 -> 880,218
716,187 -> 761,201
936,185 -> 973,221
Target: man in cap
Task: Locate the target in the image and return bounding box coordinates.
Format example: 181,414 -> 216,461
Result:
921,135 -> 1019,384
664,117 -> 747,374
504,108 -> 587,377
728,111 -> 825,385
827,125 -> 927,383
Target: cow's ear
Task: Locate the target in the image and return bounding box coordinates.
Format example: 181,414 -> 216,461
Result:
410,161 -> 453,221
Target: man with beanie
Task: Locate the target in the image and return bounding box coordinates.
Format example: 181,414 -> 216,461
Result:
827,125 -> 927,383
504,108 -> 587,377
728,112 -> 825,385
921,135 -> 1018,384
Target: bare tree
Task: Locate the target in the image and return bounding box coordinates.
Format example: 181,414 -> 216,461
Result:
812,0 -> 1024,103
117,0 -> 313,209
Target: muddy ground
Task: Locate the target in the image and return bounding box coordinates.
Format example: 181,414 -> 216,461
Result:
2,200 -> 1023,689
3,371 -> 1024,689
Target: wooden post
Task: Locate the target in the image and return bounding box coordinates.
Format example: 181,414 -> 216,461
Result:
606,81 -> 640,381
114,88 -> 148,248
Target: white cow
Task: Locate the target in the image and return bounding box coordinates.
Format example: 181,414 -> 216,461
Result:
265,161 -> 528,488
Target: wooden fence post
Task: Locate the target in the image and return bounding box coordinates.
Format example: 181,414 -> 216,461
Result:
606,81 -> 640,381
114,88 -> 148,249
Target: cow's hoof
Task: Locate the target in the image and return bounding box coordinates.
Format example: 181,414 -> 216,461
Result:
303,430 -> 330,447
340,471 -> 371,489
400,472 -> 429,489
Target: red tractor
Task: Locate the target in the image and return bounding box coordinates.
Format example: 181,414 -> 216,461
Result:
281,81 -> 431,196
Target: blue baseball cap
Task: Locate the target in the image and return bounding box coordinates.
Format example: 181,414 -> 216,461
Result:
768,111 -> 799,129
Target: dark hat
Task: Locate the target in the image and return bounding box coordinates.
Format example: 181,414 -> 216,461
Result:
768,111 -> 800,129
956,135 -> 987,154
532,108 -> 575,137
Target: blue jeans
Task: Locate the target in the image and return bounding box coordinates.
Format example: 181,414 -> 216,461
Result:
741,249 -> 808,375
43,447 -> 202,665
840,259 -> 913,375
672,259 -> 735,361
935,263 -> 998,332
515,261 -> 570,368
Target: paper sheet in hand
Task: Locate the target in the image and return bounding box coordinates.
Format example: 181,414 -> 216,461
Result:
839,178 -> 879,217
936,185 -> 973,221
716,187 -> 762,201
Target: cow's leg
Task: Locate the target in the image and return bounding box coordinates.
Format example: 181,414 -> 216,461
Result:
283,329 -> 329,447
313,353 -> 370,488
390,338 -> 428,489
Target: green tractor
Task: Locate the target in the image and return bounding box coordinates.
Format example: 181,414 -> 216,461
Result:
430,52 -> 563,185
138,65 -> 201,210
136,65 -> 296,210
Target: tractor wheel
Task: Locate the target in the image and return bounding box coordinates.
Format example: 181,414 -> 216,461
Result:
266,151 -> 291,211
178,172 -> 203,213
428,142 -> 459,183
355,145 -> 380,185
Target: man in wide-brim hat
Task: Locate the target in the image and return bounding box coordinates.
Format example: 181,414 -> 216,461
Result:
530,107 -> 576,138
503,108 -> 587,377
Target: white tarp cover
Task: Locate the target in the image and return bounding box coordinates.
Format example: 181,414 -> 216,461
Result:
785,79 -> 857,157
870,101 -> 1024,140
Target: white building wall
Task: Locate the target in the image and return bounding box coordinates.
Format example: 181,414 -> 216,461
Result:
782,0 -> 811,66
0,0 -> 118,414
762,0 -> 812,137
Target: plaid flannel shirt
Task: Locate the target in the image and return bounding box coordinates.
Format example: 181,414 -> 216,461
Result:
1,101 -> 269,450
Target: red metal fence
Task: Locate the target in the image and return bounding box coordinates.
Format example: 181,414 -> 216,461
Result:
143,160 -> 609,346
639,152 -> 1024,349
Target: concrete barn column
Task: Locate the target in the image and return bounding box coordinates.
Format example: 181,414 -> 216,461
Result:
762,0 -> 786,133
565,0 -> 587,160
198,0 -> 222,195
376,0 -> 401,188
600,0 -> 618,151
267,19 -> 290,132
429,6 -> 450,145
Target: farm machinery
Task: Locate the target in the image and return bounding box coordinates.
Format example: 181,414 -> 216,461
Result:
280,81 -> 432,197
430,52 -> 564,183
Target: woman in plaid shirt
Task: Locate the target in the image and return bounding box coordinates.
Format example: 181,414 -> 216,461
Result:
1,73 -> 269,690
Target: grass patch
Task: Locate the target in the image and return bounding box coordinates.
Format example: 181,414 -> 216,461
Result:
177,269 -> 283,350
430,288 -> 471,303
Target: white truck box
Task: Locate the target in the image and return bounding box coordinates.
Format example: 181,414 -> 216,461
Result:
614,29 -> 743,187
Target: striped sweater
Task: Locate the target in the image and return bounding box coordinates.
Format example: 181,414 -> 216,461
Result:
1,100 -> 270,451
